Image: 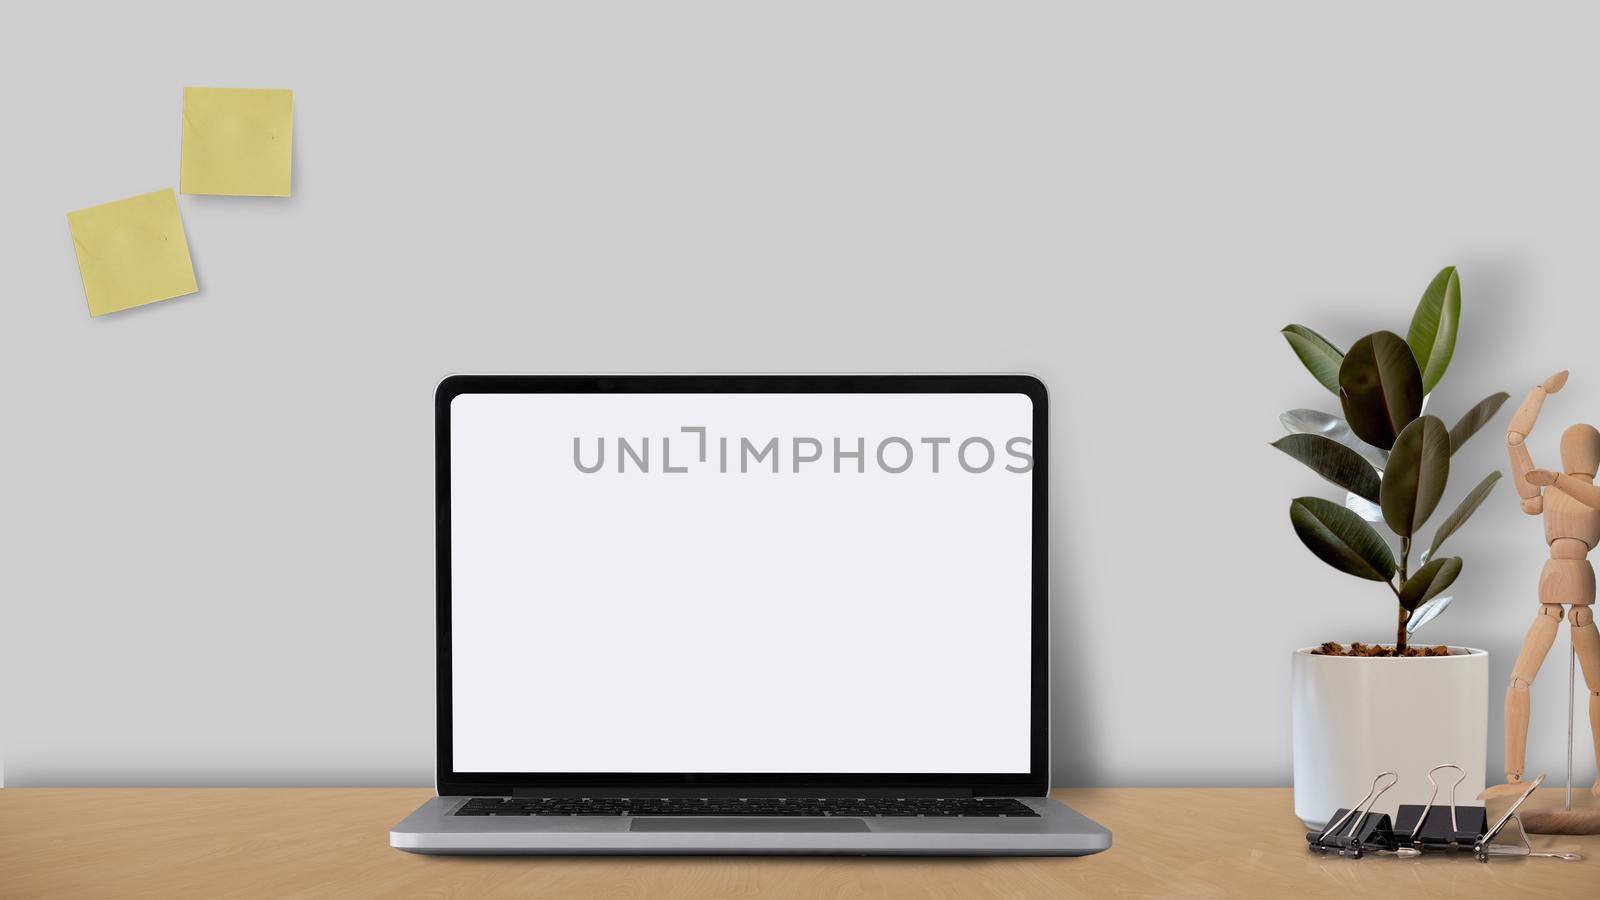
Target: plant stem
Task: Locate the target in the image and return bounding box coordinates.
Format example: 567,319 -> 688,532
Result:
1396,537 -> 1410,655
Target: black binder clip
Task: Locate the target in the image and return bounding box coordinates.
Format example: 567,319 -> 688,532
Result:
1307,772 -> 1416,858
1394,764 -> 1487,851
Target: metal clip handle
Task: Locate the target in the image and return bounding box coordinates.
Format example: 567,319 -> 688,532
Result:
1410,763 -> 1465,840
1474,774 -> 1582,862
1474,813 -> 1582,861
1478,773 -> 1543,855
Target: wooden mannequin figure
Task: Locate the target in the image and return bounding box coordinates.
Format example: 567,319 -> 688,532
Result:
1482,370 -> 1600,801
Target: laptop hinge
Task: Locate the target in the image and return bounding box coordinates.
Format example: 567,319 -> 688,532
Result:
511,786 -> 975,799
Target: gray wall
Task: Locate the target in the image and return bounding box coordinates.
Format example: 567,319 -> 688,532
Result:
3,1 -> 1597,789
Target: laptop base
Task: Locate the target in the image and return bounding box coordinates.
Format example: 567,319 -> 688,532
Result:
391,796 -> 1111,856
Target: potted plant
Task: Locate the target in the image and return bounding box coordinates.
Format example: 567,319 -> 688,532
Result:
1276,266 -> 1508,827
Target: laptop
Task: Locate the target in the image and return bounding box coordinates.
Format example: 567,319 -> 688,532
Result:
390,374 -> 1111,855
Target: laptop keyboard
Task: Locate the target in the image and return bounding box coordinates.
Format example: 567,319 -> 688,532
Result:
456,797 -> 1039,818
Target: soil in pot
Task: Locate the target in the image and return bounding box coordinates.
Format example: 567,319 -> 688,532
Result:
1311,641 -> 1451,657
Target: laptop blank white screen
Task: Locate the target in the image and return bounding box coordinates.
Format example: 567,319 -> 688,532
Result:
449,392 -> 1034,774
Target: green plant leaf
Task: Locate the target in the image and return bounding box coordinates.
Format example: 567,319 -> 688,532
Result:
1338,330 -> 1424,450
1448,392 -> 1510,455
1407,266 -> 1462,394
1399,556 -> 1462,612
1428,470 -> 1502,558
1380,415 -> 1451,537
1282,325 -> 1345,394
1289,496 -> 1397,582
1271,434 -> 1383,503
1406,594 -> 1453,634
1280,408 -> 1389,470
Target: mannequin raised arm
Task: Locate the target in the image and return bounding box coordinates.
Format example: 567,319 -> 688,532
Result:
1508,371 -> 1568,440
1509,371 -> 1568,515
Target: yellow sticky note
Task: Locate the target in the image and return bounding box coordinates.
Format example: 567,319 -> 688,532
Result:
180,87 -> 294,197
67,189 -> 199,317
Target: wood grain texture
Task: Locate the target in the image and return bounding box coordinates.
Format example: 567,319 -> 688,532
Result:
2,788 -> 1596,899
1520,806 -> 1600,835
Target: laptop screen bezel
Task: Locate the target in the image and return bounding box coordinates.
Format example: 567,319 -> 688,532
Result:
436,374 -> 1049,797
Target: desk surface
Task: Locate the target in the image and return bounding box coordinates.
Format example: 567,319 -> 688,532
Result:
1,787 -> 1594,898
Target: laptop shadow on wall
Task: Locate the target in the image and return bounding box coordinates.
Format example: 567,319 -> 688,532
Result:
1049,557 -> 1100,781
1048,459 -> 1101,788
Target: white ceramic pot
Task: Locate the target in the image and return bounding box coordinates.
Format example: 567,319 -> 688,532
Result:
1291,646 -> 1488,829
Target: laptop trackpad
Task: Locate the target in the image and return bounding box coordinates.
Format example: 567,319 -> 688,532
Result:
631,817 -> 869,833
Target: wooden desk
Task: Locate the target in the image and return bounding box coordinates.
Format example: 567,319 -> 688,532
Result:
1,787 -> 1593,898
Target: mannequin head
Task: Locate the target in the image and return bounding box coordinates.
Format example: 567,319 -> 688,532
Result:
1561,424 -> 1600,478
